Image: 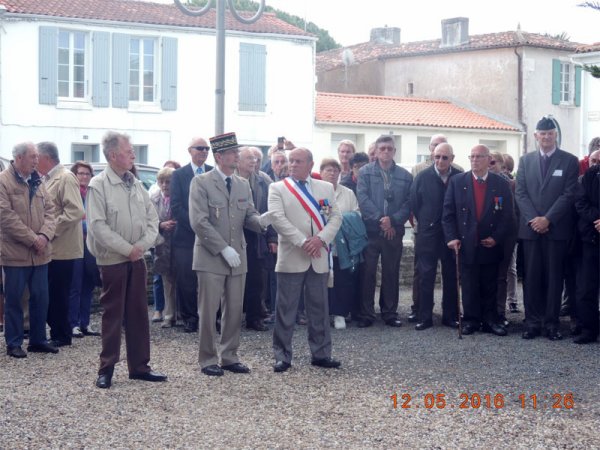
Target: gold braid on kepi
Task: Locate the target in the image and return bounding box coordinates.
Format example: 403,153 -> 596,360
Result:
209,132 -> 240,153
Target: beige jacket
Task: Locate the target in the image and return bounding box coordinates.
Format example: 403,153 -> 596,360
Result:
86,165 -> 158,265
269,177 -> 342,274
0,164 -> 56,266
45,164 -> 85,260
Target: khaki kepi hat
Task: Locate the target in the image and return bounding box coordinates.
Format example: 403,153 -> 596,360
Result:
209,132 -> 241,153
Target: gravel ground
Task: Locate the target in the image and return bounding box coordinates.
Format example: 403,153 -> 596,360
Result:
1,285 -> 599,449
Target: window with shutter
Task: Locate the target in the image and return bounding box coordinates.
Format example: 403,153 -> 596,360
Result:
239,43 -> 266,112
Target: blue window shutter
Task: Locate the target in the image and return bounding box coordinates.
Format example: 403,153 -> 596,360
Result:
551,59 -> 561,105
112,33 -> 129,108
161,37 -> 178,111
239,43 -> 266,112
574,65 -> 582,107
92,32 -> 110,107
39,26 -> 58,105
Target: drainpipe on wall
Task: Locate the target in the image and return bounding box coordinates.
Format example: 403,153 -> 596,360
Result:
514,46 -> 528,155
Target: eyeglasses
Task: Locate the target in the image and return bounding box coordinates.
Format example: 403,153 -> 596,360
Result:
434,155 -> 449,161
591,158 -> 599,164
191,146 -> 210,151
489,160 -> 496,165
77,172 -> 92,176
468,154 -> 488,160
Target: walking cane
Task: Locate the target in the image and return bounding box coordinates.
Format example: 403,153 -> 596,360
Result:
455,248 -> 463,340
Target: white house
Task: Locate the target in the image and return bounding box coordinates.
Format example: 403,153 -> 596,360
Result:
0,0 -> 316,165
572,43 -> 600,153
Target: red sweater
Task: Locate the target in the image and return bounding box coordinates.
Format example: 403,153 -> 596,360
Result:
472,176 -> 487,221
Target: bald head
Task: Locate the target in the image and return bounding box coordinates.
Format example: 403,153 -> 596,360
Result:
433,143 -> 454,174
590,149 -> 600,167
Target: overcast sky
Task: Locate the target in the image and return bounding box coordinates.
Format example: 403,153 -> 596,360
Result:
153,0 -> 597,46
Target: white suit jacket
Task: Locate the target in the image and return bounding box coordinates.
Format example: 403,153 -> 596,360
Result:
268,177 -> 342,274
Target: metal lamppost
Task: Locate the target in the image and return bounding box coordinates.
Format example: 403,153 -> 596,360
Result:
174,0 -> 265,135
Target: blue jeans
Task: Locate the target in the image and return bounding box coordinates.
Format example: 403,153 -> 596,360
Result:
68,258 -> 95,329
3,265 -> 49,347
153,273 -> 165,312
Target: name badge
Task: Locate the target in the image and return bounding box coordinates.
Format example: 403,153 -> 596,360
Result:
552,170 -> 563,177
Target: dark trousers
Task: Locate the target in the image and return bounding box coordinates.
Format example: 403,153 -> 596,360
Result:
243,250 -> 264,323
172,246 -> 198,326
98,260 -> 151,376
273,268 -> 331,364
48,259 -> 75,344
416,238 -> 458,323
328,257 -> 360,317
522,238 -> 568,331
68,257 -> 94,329
3,265 -> 49,347
360,232 -> 403,322
460,261 -> 499,326
576,243 -> 599,338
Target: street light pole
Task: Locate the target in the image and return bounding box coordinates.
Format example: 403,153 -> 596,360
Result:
174,0 -> 265,135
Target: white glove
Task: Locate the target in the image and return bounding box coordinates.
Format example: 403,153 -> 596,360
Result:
258,211 -> 273,228
221,246 -> 241,268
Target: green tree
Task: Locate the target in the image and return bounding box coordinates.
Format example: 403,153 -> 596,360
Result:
186,0 -> 340,51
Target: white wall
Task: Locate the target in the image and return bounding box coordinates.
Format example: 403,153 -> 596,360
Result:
572,51 -> 600,155
313,123 -> 522,171
0,18 -> 315,166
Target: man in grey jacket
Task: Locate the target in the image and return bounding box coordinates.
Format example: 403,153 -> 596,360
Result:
86,131 -> 166,388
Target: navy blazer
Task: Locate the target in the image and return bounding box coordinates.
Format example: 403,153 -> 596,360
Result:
410,164 -> 462,251
515,148 -> 579,241
442,171 -> 514,265
170,162 -> 213,247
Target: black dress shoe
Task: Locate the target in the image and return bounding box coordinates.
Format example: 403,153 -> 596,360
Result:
385,318 -> 402,327
129,370 -> 168,382
522,329 -> 541,340
27,342 -> 59,353
415,320 -> 433,331
442,319 -> 460,329
570,325 -> 582,336
222,362 -> 251,374
407,312 -> 418,323
461,324 -> 477,335
498,315 -> 509,327
356,320 -> 373,328
7,346 -> 27,358
273,360 -> 291,373
201,364 -> 224,377
481,323 -> 507,336
183,322 -> 198,333
49,339 -> 71,347
96,373 -> 112,389
246,320 -> 268,332
311,357 -> 341,369
81,326 -> 101,336
547,329 -> 563,341
573,333 -> 598,344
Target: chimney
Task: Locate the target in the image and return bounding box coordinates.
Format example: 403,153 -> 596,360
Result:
370,26 -> 401,45
441,17 -> 469,47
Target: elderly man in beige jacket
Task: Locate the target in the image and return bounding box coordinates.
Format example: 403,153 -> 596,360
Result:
86,131 -> 165,389
37,142 -> 85,347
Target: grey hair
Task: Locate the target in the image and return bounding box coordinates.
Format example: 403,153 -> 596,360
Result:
37,141 -> 60,163
12,142 -> 35,159
102,131 -> 130,160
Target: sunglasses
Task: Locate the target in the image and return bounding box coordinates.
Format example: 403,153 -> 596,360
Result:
489,160 -> 496,165
191,146 -> 210,151
591,158 -> 599,164
434,155 -> 449,160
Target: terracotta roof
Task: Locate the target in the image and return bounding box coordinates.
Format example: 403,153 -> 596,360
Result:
317,31 -> 581,72
0,0 -> 311,36
316,92 -> 520,132
576,42 -> 600,53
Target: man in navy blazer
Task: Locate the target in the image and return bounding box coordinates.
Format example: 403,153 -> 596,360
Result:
443,145 -> 513,336
515,117 -> 579,341
170,137 -> 213,333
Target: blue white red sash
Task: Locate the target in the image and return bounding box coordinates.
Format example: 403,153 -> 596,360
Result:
283,177 -> 327,231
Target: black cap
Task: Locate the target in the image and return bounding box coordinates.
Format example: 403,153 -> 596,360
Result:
536,117 -> 556,131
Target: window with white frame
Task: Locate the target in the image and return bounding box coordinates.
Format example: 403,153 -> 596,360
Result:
551,59 -> 581,107
57,30 -> 88,100
129,38 -> 156,102
560,62 -> 573,104
416,137 -> 431,163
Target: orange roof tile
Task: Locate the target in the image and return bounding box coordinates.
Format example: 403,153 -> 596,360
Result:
317,31 -> 581,72
576,42 -> 600,53
0,0 -> 312,37
316,92 -> 520,132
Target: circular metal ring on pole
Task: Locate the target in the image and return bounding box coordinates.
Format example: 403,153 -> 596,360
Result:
174,0 -> 213,17
227,0 -> 265,24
